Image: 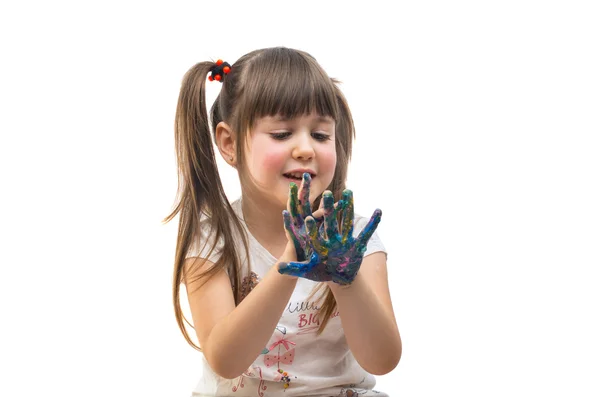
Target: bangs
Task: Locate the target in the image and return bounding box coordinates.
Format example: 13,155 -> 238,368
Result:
239,48 -> 339,129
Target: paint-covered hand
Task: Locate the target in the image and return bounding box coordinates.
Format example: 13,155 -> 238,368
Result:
284,173 -> 315,262
279,189 -> 382,285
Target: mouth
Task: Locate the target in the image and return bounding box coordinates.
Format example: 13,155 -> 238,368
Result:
283,172 -> 316,181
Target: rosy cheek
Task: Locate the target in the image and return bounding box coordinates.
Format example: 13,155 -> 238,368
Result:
261,150 -> 287,170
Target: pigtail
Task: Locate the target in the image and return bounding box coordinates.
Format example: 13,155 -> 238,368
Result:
164,62 -> 247,351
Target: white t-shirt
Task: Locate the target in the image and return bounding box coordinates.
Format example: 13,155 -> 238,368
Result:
187,198 -> 389,397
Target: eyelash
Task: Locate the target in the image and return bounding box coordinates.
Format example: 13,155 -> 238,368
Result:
270,132 -> 331,142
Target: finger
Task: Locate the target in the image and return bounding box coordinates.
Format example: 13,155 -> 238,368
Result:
334,199 -> 347,230
311,200 -> 340,222
356,208 -> 382,253
298,173 -> 312,217
322,191 -> 340,241
277,260 -> 313,277
340,189 -> 354,244
305,216 -> 326,256
283,210 -> 305,260
287,182 -> 302,226
335,199 -> 347,216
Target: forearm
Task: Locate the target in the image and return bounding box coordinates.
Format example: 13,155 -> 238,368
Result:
330,272 -> 401,375
204,265 -> 297,379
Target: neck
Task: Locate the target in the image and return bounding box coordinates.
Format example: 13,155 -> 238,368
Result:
241,194 -> 288,260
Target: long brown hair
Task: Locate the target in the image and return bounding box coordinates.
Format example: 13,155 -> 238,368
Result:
164,47 -> 356,350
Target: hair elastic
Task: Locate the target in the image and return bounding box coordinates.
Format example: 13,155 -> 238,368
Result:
208,59 -> 231,82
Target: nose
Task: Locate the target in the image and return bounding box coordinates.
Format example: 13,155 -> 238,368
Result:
292,132 -> 315,161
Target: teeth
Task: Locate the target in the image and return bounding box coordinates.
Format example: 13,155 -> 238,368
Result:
285,172 -> 312,179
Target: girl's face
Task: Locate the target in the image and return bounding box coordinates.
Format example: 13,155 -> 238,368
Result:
244,111 -> 337,209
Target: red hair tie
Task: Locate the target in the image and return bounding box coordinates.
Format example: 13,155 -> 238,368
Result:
208,59 -> 232,82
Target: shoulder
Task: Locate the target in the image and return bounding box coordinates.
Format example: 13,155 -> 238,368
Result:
353,212 -> 387,258
186,198 -> 245,261
187,218 -> 221,261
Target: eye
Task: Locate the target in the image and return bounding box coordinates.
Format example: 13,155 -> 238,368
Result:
270,132 -> 291,140
312,132 -> 331,142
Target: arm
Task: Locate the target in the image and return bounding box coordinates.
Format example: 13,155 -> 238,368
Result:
278,180 -> 400,372
328,252 -> 401,375
185,247 -> 297,379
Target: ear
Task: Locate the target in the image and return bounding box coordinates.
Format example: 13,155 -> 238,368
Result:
215,121 -> 237,167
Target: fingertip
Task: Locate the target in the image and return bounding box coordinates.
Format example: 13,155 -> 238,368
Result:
282,210 -> 292,226
322,192 -> 334,207
278,259 -> 294,270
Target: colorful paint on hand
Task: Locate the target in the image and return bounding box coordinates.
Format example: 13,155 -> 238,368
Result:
279,174 -> 382,285
284,173 -> 314,262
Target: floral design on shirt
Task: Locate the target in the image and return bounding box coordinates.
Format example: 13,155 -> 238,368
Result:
240,271 -> 260,301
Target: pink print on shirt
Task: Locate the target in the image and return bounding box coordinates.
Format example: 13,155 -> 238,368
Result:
297,310 -> 340,335
233,366 -> 267,396
261,326 -> 297,391
263,339 -> 295,367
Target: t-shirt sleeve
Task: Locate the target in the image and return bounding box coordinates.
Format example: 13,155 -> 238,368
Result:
353,214 -> 387,258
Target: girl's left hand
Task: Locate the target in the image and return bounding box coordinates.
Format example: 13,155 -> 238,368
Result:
279,189 -> 382,285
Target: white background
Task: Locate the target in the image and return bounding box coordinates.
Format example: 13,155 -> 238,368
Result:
1,1 -> 599,396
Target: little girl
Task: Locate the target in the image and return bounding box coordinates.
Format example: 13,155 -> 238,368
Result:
165,47 -> 401,397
